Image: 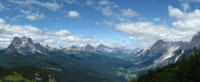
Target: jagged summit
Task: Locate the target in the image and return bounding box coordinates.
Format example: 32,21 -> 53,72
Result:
97,44 -> 112,49
191,31 -> 200,46
84,44 -> 95,51
136,31 -> 200,69
7,36 -> 35,54
6,36 -> 53,55
153,40 -> 166,46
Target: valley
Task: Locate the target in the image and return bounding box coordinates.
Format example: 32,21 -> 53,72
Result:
1,0 -> 200,81
1,31 -> 200,82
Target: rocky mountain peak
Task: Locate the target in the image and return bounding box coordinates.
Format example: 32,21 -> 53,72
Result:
85,44 -> 95,51
12,36 -> 33,46
97,44 -> 111,49
7,36 -> 35,55
7,36 -> 52,55
191,31 -> 200,45
154,40 -> 165,46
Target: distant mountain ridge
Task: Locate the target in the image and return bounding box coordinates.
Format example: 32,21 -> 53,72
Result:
4,32 -> 200,81
1,36 -> 136,82
132,31 -> 200,74
6,36 -> 140,57
62,44 -> 141,58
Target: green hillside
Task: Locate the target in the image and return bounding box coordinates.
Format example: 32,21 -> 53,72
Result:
0,50 -> 130,82
0,66 -> 60,82
129,47 -> 200,82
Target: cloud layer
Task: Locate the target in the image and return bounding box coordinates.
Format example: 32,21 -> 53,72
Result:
8,0 -> 62,11
114,5 -> 200,47
0,18 -> 133,49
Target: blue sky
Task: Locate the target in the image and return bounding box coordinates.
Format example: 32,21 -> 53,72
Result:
1,0 -> 200,49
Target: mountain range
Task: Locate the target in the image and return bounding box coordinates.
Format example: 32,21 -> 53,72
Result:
128,31 -> 200,76
5,36 -> 140,58
62,43 -> 142,58
1,31 -> 200,81
0,36 -> 136,82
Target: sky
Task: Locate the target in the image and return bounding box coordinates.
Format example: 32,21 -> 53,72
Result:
1,0 -> 200,49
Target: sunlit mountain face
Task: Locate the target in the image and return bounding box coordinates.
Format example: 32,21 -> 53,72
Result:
1,0 -> 200,82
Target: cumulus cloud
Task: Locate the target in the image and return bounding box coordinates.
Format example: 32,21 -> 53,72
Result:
0,18 -> 5,25
97,0 -> 138,22
181,3 -> 190,11
68,11 -> 80,18
20,10 -> 45,21
120,8 -> 138,18
0,18 -> 48,47
26,13 -> 45,21
99,0 -> 114,5
115,22 -> 171,40
101,6 -> 116,17
114,5 -> 200,47
168,5 -> 200,31
8,0 -> 61,11
0,18 -> 134,49
98,0 -> 119,17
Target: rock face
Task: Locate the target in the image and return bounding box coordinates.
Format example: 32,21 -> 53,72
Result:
96,44 -> 117,53
136,40 -> 180,67
136,31 -> 200,68
7,36 -> 53,55
84,44 -> 95,52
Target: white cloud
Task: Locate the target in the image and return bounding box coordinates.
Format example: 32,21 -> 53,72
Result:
120,8 -> 138,18
103,20 -> 114,26
153,18 -> 161,21
86,0 -> 94,5
65,0 -> 77,4
168,6 -> 185,21
0,18 -> 5,25
68,11 -> 80,18
181,3 -> 190,11
97,0 -> 119,17
0,18 -> 134,49
46,30 -> 72,36
114,5 -> 200,47
99,0 -> 114,5
101,6 -> 116,17
26,13 -> 45,21
20,10 -> 45,21
115,22 -> 171,40
0,18 -> 48,47
8,0 -> 61,11
168,5 -> 200,31
97,1 -> 138,22
40,2 -> 61,11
